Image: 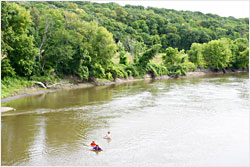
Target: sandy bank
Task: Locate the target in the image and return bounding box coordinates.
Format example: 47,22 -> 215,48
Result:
1,107 -> 16,112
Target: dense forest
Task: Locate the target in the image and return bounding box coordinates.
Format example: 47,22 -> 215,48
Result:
1,1 -> 249,97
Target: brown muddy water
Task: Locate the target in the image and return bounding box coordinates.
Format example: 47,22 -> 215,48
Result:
1,73 -> 249,166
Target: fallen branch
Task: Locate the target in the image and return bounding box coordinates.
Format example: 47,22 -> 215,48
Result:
47,83 -> 65,88
32,81 -> 47,88
32,81 -> 71,89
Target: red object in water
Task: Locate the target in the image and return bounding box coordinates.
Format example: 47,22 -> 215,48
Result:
91,142 -> 96,146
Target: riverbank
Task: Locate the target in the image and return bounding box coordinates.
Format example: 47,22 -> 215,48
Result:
1,69 -> 248,105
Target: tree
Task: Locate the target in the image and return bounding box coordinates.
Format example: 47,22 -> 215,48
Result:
1,59 -> 16,78
188,43 -> 205,67
165,33 -> 181,49
36,8 -> 65,64
44,29 -> 78,74
115,7 -> 127,22
162,47 -> 179,66
84,22 -> 117,65
117,41 -> 128,65
202,39 -> 232,70
1,2 -> 37,77
162,47 -> 196,75
234,38 -> 249,52
81,22 -> 117,78
2,1 -> 249,80
122,36 -> 146,62
233,38 -> 249,69
138,44 -> 161,67
237,48 -> 249,69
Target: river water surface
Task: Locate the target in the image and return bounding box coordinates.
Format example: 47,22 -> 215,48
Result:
1,73 -> 249,166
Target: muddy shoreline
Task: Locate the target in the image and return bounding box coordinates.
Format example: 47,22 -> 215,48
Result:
1,70 -> 248,104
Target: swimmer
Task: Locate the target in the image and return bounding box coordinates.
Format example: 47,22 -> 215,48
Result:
90,141 -> 96,147
91,145 -> 103,151
103,131 -> 112,139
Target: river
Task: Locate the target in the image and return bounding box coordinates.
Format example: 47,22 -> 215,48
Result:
1,73 -> 249,166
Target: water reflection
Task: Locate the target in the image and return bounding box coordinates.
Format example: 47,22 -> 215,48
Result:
1,115 -> 39,165
2,85 -> 117,115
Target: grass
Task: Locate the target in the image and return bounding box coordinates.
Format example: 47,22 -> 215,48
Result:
151,53 -> 164,65
1,77 -> 34,99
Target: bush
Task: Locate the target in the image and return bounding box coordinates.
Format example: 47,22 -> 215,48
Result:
1,59 -> 16,78
75,66 -> 89,80
106,64 -> 124,79
127,70 -> 132,77
119,51 -> 128,65
148,64 -> 168,76
125,65 -> 140,77
162,47 -> 196,76
90,64 -> 106,79
182,62 -> 197,72
106,72 -> 114,80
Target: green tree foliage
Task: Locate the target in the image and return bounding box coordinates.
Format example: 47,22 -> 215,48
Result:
117,41 -> 128,65
138,44 -> 161,67
1,1 -> 248,84
119,52 -> 128,65
188,43 -> 205,67
1,59 -> 16,77
162,47 -> 196,75
25,1 -> 250,51
121,37 -> 146,63
1,2 -> 37,77
237,48 -> 249,69
29,4 -> 117,80
148,63 -> 168,77
9,34 -> 37,76
234,38 -> 249,52
81,22 -> 117,78
202,39 -> 233,70
115,7 -> 128,22
233,38 -> 249,69
188,37 -> 249,70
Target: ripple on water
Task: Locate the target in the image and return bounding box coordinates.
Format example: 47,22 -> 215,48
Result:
1,73 -> 249,166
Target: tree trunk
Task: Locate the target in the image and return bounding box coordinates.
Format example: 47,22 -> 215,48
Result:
222,68 -> 226,73
38,21 -> 50,62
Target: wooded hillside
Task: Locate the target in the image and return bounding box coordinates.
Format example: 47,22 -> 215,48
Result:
1,1 -> 249,82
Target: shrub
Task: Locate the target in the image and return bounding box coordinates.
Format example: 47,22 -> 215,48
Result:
75,66 -> 89,80
182,62 -> 197,72
1,59 -> 16,78
125,65 -> 140,78
106,72 -> 114,80
90,64 -> 106,79
148,64 -> 168,76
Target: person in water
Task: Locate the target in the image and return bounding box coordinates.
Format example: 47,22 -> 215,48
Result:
90,141 -> 96,147
104,131 -> 112,139
92,145 -> 103,151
